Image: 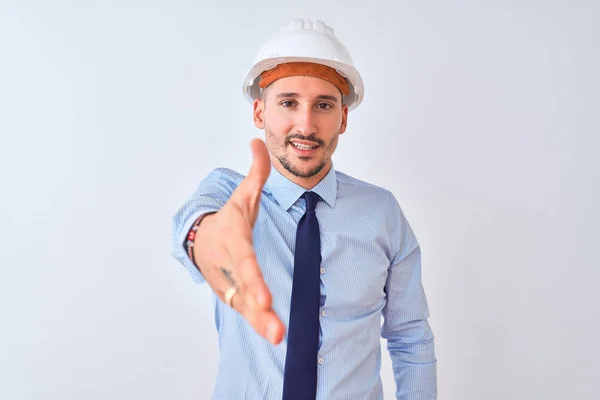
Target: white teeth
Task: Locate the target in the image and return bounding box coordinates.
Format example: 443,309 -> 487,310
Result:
292,142 -> 317,150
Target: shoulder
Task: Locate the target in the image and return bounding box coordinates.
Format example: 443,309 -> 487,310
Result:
334,169 -> 410,223
193,167 -> 245,197
335,171 -> 418,257
334,170 -> 398,206
202,167 -> 245,186
334,170 -> 412,250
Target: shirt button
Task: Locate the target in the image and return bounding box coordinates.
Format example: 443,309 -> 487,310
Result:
320,267 -> 326,274
321,309 -> 326,317
318,357 -> 324,365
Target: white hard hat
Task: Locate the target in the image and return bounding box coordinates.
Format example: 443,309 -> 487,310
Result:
242,18 -> 364,111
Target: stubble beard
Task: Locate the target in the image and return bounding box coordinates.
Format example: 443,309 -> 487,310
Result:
265,125 -> 338,179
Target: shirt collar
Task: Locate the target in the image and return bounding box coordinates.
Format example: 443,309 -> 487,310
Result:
263,164 -> 337,211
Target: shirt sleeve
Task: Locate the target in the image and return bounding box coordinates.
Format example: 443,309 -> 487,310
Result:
170,168 -> 243,284
381,193 -> 438,399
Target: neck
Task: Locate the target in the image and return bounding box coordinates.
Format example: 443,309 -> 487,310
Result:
271,158 -> 332,190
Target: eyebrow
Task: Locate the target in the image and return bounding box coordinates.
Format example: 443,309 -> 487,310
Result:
275,92 -> 339,103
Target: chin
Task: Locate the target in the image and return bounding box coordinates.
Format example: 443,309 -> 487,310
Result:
290,162 -> 327,178
278,153 -> 328,178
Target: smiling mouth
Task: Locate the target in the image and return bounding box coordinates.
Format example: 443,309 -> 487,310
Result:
291,142 -> 319,150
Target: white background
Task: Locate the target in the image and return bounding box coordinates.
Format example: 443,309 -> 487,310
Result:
1,1 -> 599,399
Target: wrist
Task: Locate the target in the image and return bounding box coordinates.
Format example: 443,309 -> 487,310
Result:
185,212 -> 216,268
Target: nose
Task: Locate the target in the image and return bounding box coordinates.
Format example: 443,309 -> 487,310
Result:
294,106 -> 317,137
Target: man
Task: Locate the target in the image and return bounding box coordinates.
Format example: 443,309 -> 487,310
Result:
171,18 -> 437,399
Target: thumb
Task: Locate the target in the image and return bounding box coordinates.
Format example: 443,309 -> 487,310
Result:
247,138 -> 271,187
230,139 -> 271,222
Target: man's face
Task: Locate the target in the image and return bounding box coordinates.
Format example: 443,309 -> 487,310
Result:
253,75 -> 349,180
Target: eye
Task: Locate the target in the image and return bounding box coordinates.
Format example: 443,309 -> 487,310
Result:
316,103 -> 333,110
280,100 -> 296,108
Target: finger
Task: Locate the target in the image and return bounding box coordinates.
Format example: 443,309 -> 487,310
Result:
226,234 -> 272,311
246,308 -> 286,345
205,261 -> 240,308
230,285 -> 284,345
223,264 -> 284,345
212,259 -> 285,345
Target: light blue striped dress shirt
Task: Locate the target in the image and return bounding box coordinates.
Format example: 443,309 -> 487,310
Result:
171,165 -> 437,399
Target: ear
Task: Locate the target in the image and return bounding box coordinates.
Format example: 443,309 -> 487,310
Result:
339,104 -> 349,134
253,99 -> 265,129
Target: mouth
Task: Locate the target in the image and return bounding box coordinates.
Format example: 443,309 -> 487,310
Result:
289,139 -> 320,156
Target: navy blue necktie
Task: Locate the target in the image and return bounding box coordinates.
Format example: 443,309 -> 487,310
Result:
282,191 -> 321,400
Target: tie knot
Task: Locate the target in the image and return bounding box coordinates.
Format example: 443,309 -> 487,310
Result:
303,191 -> 320,212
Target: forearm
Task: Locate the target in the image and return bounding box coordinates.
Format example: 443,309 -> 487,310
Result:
387,320 -> 437,399
170,169 -> 241,283
382,245 -> 437,399
171,208 -> 218,283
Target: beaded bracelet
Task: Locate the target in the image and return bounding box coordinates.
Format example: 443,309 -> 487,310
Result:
185,214 -> 208,266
